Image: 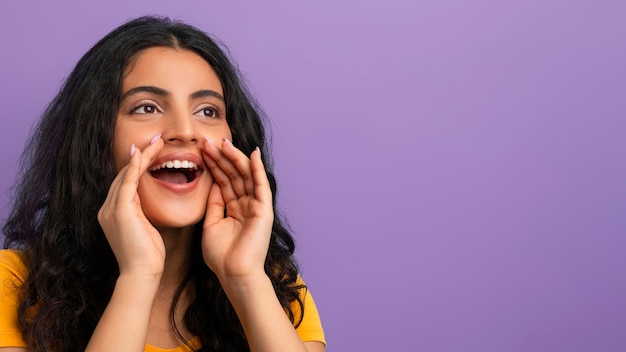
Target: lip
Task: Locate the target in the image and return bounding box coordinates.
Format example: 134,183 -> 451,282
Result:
147,152 -> 205,194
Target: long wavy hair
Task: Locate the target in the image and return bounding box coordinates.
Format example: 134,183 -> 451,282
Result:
2,16 -> 304,352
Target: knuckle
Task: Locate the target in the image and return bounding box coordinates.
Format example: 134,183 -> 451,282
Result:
217,178 -> 231,188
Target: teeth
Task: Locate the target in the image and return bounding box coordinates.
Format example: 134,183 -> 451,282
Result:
149,160 -> 198,171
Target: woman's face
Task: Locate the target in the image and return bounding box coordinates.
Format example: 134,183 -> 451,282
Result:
113,47 -> 232,229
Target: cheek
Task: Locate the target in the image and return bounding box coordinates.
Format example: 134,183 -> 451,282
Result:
199,124 -> 232,142
112,125 -> 135,172
223,122 -> 233,139
112,138 -> 131,172
112,120 -> 156,172
221,123 -> 233,141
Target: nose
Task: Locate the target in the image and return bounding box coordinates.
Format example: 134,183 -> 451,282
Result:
160,108 -> 198,145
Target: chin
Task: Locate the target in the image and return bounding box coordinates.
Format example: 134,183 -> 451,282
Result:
137,172 -> 211,231
140,193 -> 207,230
145,208 -> 205,230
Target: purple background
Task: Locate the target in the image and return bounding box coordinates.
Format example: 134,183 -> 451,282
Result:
1,1 -> 625,351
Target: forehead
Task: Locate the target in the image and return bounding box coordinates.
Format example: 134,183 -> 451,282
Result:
122,47 -> 223,95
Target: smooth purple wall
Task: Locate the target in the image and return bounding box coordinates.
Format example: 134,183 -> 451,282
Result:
1,1 -> 624,351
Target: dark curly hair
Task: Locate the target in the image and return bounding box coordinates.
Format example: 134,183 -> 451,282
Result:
2,16 -> 304,352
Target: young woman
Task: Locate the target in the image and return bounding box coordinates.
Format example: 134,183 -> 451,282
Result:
0,16 -> 325,352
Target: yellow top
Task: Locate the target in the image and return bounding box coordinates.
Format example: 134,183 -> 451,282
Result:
0,249 -> 325,351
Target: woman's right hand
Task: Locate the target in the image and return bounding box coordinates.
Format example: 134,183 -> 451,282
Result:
97,138 -> 165,278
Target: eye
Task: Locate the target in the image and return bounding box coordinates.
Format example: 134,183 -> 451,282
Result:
194,106 -> 222,119
131,104 -> 161,114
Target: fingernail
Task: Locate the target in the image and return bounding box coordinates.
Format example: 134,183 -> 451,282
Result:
205,136 -> 216,146
150,133 -> 162,145
130,144 -> 136,157
222,137 -> 232,145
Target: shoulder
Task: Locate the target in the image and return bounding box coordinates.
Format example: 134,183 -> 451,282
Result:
0,249 -> 28,348
0,249 -> 27,285
292,276 -> 326,346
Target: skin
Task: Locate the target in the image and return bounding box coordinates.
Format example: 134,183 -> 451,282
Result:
0,47 -> 324,352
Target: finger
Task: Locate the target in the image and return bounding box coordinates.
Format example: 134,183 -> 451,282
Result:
98,144 -> 139,227
221,138 -> 256,196
117,137 -> 164,205
102,162 -> 130,209
204,138 -> 250,197
202,139 -> 240,202
138,136 -> 164,175
116,144 -> 144,205
205,183 -> 226,225
250,147 -> 272,206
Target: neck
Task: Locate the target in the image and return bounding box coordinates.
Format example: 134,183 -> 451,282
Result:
157,225 -> 195,290
148,226 -> 197,346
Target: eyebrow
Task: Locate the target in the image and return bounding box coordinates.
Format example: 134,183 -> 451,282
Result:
191,89 -> 225,102
120,86 -> 225,103
120,86 -> 168,101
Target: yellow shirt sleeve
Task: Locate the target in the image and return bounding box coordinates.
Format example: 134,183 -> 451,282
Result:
293,277 -> 326,346
0,249 -> 28,348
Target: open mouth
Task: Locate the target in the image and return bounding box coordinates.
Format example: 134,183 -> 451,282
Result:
149,160 -> 200,184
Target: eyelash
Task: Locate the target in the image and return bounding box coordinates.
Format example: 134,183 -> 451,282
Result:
130,102 -> 162,115
194,105 -> 224,119
128,103 -> 223,119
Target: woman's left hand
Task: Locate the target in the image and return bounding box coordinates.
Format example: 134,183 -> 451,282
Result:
200,138 -> 274,281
